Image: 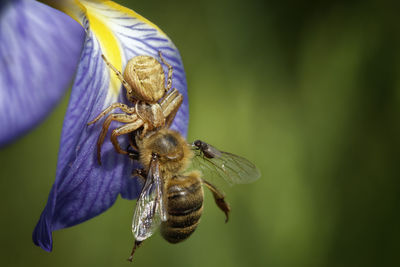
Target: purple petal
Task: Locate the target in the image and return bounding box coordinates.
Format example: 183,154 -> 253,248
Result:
33,2 -> 188,252
0,0 -> 85,146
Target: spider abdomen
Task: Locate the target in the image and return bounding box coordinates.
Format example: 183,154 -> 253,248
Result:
123,55 -> 165,103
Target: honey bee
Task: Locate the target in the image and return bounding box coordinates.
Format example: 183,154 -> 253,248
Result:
127,128 -> 260,261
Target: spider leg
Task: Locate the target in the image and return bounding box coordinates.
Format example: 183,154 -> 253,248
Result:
111,119 -> 144,156
160,88 -> 183,128
202,179 -> 231,223
87,103 -> 136,125
96,113 -> 138,165
101,54 -> 134,96
140,122 -> 150,139
158,51 -> 173,92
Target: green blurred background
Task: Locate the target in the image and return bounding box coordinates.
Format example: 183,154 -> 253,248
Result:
1,0 -> 399,266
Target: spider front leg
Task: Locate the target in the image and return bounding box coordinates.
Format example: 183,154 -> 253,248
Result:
158,51 -> 173,92
111,119 -> 145,157
160,88 -> 183,128
96,113 -> 139,165
87,103 -> 136,126
139,122 -> 151,139
101,54 -> 135,97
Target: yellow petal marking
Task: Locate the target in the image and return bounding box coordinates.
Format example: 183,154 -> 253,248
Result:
83,3 -> 122,96
41,0 -> 168,96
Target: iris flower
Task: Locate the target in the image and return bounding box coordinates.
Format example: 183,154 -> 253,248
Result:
0,0 -> 188,252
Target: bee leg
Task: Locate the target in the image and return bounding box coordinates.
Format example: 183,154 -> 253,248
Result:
202,179 -> 231,223
127,240 -> 143,262
128,132 -> 139,151
127,141 -> 140,161
132,168 -> 146,183
127,149 -> 140,160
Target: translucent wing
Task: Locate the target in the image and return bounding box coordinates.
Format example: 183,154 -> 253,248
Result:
132,157 -> 167,241
191,141 -> 261,185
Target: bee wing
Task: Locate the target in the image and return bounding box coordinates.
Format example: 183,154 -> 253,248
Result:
192,144 -> 260,185
132,158 -> 167,242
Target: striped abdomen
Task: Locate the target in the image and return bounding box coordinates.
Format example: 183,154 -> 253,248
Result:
161,173 -> 204,243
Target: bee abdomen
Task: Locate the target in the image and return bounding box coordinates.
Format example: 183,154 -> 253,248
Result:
161,176 -> 204,243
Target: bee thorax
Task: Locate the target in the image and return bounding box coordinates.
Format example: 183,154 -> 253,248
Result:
138,129 -> 192,173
